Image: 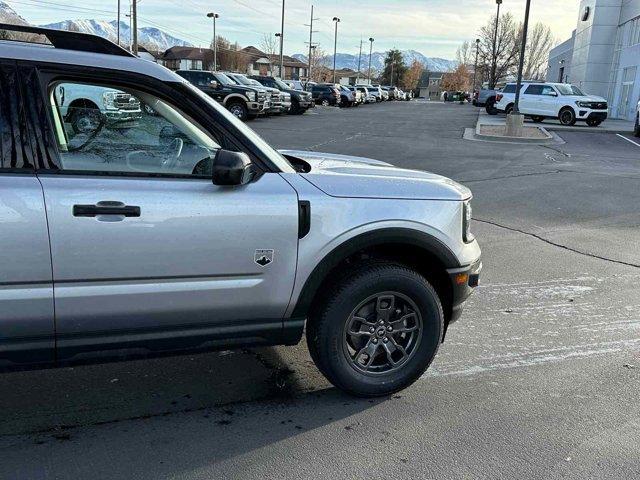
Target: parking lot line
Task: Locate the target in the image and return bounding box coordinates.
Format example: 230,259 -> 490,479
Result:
616,134 -> 640,148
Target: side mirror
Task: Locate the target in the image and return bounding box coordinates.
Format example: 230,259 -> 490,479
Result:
212,149 -> 255,186
550,91 -> 558,97
210,80 -> 219,89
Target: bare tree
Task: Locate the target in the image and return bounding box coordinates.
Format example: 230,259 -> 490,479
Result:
260,33 -> 278,57
477,12 -> 520,88
456,41 -> 474,67
309,46 -> 329,82
522,23 -> 554,80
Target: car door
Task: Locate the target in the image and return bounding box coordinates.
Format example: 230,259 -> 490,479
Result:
26,65 -> 300,360
539,85 -> 560,116
520,84 -> 542,114
0,61 -> 54,366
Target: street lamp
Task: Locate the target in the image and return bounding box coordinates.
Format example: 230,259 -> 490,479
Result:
332,17 -> 340,84
278,0 -> 285,79
275,33 -> 282,76
490,0 -> 502,89
206,12 -> 219,71
368,37 -> 374,83
472,38 -> 480,92
512,0 -> 531,116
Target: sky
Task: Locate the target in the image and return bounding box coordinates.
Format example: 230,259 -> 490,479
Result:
8,0 -> 581,58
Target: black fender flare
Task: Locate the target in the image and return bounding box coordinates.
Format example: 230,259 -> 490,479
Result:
290,228 -> 460,319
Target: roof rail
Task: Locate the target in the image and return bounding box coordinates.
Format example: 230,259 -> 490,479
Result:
0,23 -> 135,58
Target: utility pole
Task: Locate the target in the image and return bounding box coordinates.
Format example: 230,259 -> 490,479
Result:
368,37 -> 374,84
304,5 -> 319,85
207,13 -> 219,71
279,0 -> 285,78
490,0 -> 502,89
390,60 -> 394,87
117,0 -> 120,46
131,0 -> 138,55
356,38 -> 363,83
332,17 -> 340,84
472,38 -> 480,92
513,0 -> 531,116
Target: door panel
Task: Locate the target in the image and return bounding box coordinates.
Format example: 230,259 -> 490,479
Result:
39,174 -> 299,356
0,175 -> 55,366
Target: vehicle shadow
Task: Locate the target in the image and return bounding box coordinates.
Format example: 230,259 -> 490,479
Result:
0,343 -> 328,436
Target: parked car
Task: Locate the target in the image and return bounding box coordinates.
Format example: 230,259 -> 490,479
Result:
355,86 -> 376,103
357,84 -> 382,102
284,79 -> 305,91
310,83 -> 341,106
495,82 -> 609,127
250,75 -> 315,115
0,23 -> 481,397
374,85 -> 389,101
53,83 -> 142,134
476,82 -> 506,114
346,86 -> 364,105
338,85 -> 357,107
225,72 -> 289,115
175,69 -> 268,121
634,99 -> 640,137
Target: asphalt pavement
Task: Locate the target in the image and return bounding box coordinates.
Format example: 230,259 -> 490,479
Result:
1,101 -> 638,480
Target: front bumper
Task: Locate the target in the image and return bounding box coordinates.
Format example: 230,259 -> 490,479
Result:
248,101 -> 268,114
447,258 -> 482,325
580,110 -> 608,121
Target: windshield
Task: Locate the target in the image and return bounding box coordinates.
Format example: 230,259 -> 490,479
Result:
273,78 -> 290,90
213,73 -> 236,86
230,74 -> 253,86
181,82 -> 295,173
556,84 -> 585,96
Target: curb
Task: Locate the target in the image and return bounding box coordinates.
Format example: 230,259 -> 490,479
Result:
473,122 -> 555,144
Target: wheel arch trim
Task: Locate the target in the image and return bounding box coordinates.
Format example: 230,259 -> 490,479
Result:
289,227 -> 460,319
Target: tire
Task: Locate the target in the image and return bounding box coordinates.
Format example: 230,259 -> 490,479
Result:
321,99 -> 330,107
635,114 -> 640,138
227,101 -> 248,121
559,107 -> 576,126
70,107 -> 102,134
586,118 -> 602,127
485,99 -> 498,115
531,116 -> 544,123
306,262 -> 444,397
505,104 -> 514,116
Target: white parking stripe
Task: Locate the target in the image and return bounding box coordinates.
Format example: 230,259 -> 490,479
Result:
616,134 -> 640,148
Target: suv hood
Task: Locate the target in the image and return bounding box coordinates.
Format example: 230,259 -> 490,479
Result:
279,150 -> 470,201
567,95 -> 606,102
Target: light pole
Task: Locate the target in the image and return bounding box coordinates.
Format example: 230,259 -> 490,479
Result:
368,37 -> 374,84
512,0 -> 531,116
472,38 -> 480,92
490,0 -> 502,89
279,0 -> 285,78
207,12 -> 219,71
332,17 -> 340,84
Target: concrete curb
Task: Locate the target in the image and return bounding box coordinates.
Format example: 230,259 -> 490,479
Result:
542,125 -> 633,135
473,122 -> 555,144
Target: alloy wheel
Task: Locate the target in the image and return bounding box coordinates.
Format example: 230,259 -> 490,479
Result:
342,292 -> 423,375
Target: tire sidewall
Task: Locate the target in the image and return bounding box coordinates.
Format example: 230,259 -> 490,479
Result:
312,266 -> 443,396
228,102 -> 248,121
559,108 -> 576,126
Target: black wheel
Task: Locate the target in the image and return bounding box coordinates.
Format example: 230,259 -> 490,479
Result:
586,118 -> 602,127
321,99 -> 330,107
70,107 -> 102,134
306,262 -> 443,397
531,116 -> 544,123
505,104 -> 514,116
559,107 -> 576,126
485,99 -> 498,115
227,101 -> 248,121
635,114 -> 640,138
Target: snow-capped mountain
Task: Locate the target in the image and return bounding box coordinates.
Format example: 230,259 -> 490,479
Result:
0,1 -> 29,25
293,50 -> 457,73
40,20 -> 192,51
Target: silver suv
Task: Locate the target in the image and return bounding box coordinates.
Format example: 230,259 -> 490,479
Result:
0,24 -> 481,397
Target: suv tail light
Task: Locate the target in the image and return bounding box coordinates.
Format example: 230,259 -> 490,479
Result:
496,94 -> 503,102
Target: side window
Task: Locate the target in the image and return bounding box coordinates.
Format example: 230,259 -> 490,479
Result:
0,62 -> 31,170
524,85 -> 543,95
541,86 -> 557,96
502,84 -> 516,94
48,82 -> 221,177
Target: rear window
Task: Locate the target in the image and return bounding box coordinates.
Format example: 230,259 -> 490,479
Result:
503,84 -> 517,93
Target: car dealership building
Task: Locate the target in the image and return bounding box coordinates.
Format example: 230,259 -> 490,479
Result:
547,0 -> 640,121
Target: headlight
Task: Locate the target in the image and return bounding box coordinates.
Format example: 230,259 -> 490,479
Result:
102,91 -> 118,110
246,91 -> 256,101
463,200 -> 474,243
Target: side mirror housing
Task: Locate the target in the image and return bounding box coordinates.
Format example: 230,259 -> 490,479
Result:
212,149 -> 254,186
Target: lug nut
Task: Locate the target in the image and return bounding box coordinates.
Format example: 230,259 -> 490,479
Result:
369,327 -> 375,333
372,338 -> 378,344
379,320 -> 384,325
387,325 -> 393,331
383,337 -> 389,343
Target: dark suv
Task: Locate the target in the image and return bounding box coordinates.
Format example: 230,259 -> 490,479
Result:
310,84 -> 341,107
175,70 -> 268,121
250,75 -> 314,115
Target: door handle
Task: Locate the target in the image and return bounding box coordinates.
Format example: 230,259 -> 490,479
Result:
73,201 -> 141,217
